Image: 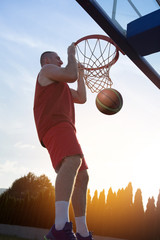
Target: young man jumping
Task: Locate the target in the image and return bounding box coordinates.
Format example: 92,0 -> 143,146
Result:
33,43 -> 93,240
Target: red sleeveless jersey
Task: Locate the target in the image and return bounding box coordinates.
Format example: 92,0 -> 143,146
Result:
33,79 -> 75,146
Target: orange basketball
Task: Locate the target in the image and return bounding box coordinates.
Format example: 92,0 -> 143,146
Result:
96,88 -> 123,115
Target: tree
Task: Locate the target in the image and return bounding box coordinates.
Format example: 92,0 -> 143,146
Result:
86,189 -> 92,231
1,176 -> 160,240
156,190 -> 160,239
96,189 -> 107,235
5,172 -> 53,198
145,197 -> 156,240
124,182 -> 133,208
0,172 -> 55,228
132,188 -> 145,239
90,190 -> 99,233
106,187 -> 117,237
117,183 -> 133,239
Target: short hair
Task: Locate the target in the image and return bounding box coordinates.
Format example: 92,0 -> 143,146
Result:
40,51 -> 53,66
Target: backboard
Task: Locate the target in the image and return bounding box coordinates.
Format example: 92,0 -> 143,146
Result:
75,0 -> 160,89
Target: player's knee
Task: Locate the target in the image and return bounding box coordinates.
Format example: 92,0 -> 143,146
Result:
82,170 -> 89,186
63,155 -> 82,171
76,170 -> 89,188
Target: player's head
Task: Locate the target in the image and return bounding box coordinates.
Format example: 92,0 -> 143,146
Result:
40,51 -> 63,67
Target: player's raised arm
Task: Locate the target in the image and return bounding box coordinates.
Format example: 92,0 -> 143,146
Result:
70,63 -> 87,104
38,43 -> 78,86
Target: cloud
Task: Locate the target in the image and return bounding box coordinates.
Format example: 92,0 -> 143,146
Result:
0,161 -> 28,175
14,142 -> 36,149
2,32 -> 38,48
0,24 -> 53,50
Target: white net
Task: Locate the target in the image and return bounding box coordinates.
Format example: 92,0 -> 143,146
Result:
75,35 -> 119,93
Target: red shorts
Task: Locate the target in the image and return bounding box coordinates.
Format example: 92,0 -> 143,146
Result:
42,122 -> 88,172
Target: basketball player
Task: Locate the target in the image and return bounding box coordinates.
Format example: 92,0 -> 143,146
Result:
33,43 -> 93,240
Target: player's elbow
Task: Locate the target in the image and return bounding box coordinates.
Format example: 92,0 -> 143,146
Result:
68,72 -> 78,83
64,72 -> 78,83
81,99 -> 86,104
64,66 -> 78,83
74,95 -> 87,104
79,95 -> 87,104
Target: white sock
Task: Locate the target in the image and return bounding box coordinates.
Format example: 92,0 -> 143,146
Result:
75,216 -> 89,237
55,201 -> 69,230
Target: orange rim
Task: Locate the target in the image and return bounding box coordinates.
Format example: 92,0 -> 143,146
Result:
75,34 -> 120,70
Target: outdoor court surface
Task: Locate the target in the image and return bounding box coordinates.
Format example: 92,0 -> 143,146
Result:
94,236 -> 126,240
0,224 -> 127,240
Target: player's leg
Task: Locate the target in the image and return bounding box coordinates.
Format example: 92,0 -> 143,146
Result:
72,170 -> 91,238
44,155 -> 82,240
55,155 -> 82,229
72,170 -> 89,216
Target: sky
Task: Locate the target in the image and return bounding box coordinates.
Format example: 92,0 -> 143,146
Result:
0,0 -> 160,209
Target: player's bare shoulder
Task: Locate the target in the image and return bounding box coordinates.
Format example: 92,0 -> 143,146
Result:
38,64 -> 56,86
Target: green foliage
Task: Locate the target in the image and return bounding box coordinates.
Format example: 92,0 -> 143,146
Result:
5,172 -> 53,199
0,173 -> 55,229
0,174 -> 160,240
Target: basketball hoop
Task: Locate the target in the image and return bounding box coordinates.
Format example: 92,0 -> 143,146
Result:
75,34 -> 121,93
